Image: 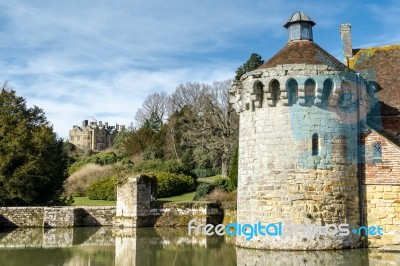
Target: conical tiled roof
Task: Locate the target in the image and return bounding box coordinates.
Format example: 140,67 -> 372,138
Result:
258,40 -> 349,71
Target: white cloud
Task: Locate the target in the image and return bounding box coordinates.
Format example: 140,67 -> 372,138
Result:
0,0 -> 388,138
12,64 -> 234,139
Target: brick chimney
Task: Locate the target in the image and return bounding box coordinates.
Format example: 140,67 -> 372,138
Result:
340,24 -> 353,65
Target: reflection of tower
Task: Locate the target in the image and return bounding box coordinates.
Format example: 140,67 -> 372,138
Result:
230,12 -> 373,250
114,227 -> 235,265
235,247 -> 368,265
115,228 -> 141,266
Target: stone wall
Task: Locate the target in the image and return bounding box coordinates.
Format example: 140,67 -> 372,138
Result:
363,185 -> 400,247
0,202 -> 223,229
230,63 -> 365,250
0,207 -> 44,227
0,206 -> 115,227
77,206 -> 116,226
152,202 -> 222,227
115,175 -> 224,228
115,175 -> 158,227
235,105 -> 360,249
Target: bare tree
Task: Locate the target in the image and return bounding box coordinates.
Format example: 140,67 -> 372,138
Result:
131,80 -> 238,176
170,80 -> 238,176
204,80 -> 239,176
165,82 -> 212,163
169,82 -> 211,115
135,92 -> 168,127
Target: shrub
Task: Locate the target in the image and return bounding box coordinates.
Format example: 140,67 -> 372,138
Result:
87,177 -> 116,201
68,160 -> 88,175
220,191 -> 237,210
92,152 -> 120,165
193,183 -> 215,200
68,151 -> 129,175
202,188 -> 230,202
64,164 -> 116,196
192,168 -> 221,178
213,176 -> 230,192
132,159 -> 192,176
152,171 -> 196,198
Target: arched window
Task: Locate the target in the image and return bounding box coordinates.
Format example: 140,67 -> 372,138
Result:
304,79 -> 316,106
312,133 -> 319,156
321,79 -> 333,108
287,79 -> 298,105
269,79 -> 280,106
253,81 -> 264,108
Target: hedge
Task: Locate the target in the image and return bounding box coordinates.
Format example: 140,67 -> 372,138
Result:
87,177 -> 116,201
213,176 -> 230,192
68,152 -> 129,174
193,183 -> 216,200
152,171 -> 196,198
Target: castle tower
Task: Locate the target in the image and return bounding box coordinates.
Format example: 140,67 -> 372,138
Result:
230,12 -> 371,250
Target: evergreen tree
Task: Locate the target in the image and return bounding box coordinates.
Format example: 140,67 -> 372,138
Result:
112,127 -> 129,150
228,147 -> 238,191
235,53 -> 265,81
0,85 -> 68,206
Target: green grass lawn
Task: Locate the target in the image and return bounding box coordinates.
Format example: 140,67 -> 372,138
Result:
73,197 -> 116,206
198,175 -> 220,184
73,176 -> 220,206
73,191 -> 196,206
158,191 -> 195,202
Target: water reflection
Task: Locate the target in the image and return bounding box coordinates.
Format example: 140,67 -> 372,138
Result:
115,228 -> 236,266
0,227 -> 399,265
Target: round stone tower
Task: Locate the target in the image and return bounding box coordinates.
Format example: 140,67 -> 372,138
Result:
230,12 -> 371,250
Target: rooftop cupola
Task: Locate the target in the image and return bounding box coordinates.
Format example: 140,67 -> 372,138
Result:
284,11 -> 315,42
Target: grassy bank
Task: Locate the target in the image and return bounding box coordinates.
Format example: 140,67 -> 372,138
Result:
73,191 -> 196,206
73,197 -> 116,206
72,176 -> 220,206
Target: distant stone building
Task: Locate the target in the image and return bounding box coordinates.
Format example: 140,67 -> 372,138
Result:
69,120 -> 124,151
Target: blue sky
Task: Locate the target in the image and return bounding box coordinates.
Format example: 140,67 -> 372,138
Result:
0,0 -> 399,138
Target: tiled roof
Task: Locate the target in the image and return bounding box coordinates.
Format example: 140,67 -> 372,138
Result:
349,45 -> 400,116
258,40 -> 349,71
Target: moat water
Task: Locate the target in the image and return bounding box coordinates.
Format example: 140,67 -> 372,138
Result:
0,227 -> 398,266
